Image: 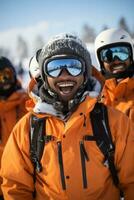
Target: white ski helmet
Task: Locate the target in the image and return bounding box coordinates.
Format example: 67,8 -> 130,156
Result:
29,49 -> 41,80
95,28 -> 134,71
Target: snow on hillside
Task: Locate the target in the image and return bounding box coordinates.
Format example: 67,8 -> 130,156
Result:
0,23 -> 48,58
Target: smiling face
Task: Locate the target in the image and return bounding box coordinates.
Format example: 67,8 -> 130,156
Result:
0,67 -> 15,90
98,44 -> 133,79
47,68 -> 84,102
103,58 -> 131,75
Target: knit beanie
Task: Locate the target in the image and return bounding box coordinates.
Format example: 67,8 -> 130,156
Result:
39,33 -> 92,82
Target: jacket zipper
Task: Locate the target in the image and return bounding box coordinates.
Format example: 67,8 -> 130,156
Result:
79,140 -> 89,188
57,141 -> 66,190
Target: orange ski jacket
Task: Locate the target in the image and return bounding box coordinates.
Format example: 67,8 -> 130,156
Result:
101,77 -> 134,121
0,89 -> 28,195
1,96 -> 134,200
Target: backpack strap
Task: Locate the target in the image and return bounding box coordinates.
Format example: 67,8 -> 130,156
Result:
90,102 -> 120,187
30,115 -> 46,173
29,114 -> 56,197
29,114 -> 45,197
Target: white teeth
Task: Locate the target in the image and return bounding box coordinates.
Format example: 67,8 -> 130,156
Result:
112,65 -> 124,74
57,82 -> 75,87
113,65 -> 124,70
114,67 -> 123,70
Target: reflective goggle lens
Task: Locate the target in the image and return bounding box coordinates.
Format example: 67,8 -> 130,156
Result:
44,58 -> 84,77
100,46 -> 130,63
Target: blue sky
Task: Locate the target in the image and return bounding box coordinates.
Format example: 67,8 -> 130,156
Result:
0,0 -> 134,35
0,0 -> 134,63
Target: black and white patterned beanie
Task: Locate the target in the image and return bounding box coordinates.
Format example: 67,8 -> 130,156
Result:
39,33 -> 92,82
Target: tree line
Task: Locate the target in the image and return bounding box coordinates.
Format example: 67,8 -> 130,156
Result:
81,17 -> 134,43
0,16 -> 133,64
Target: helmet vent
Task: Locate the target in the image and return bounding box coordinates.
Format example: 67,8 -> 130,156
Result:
120,35 -> 126,39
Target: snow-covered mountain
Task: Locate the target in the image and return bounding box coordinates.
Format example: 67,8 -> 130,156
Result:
0,21 -> 49,58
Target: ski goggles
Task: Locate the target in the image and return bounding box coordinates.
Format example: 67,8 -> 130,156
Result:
100,46 -> 131,63
43,57 -> 85,78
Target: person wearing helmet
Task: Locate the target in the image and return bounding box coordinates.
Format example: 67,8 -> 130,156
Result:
95,28 -> 134,120
26,49 -> 43,111
0,56 -> 29,199
29,49 -> 42,83
1,33 -> 134,200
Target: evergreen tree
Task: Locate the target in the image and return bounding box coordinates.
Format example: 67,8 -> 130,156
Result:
81,24 -> 96,43
118,17 -> 130,33
16,36 -> 28,60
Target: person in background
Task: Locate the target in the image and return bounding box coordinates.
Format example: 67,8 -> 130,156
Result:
25,49 -> 43,111
1,34 -> 134,200
95,28 -> 134,121
0,56 -> 29,200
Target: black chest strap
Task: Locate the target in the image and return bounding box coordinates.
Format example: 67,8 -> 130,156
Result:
90,103 -> 120,187
30,115 -> 46,173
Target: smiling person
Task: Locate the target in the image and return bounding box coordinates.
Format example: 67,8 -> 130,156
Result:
1,33 -> 134,200
0,56 -> 28,200
95,28 -> 134,121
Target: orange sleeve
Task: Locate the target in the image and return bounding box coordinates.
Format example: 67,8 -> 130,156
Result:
108,107 -> 134,199
92,66 -> 105,87
0,114 -> 34,200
